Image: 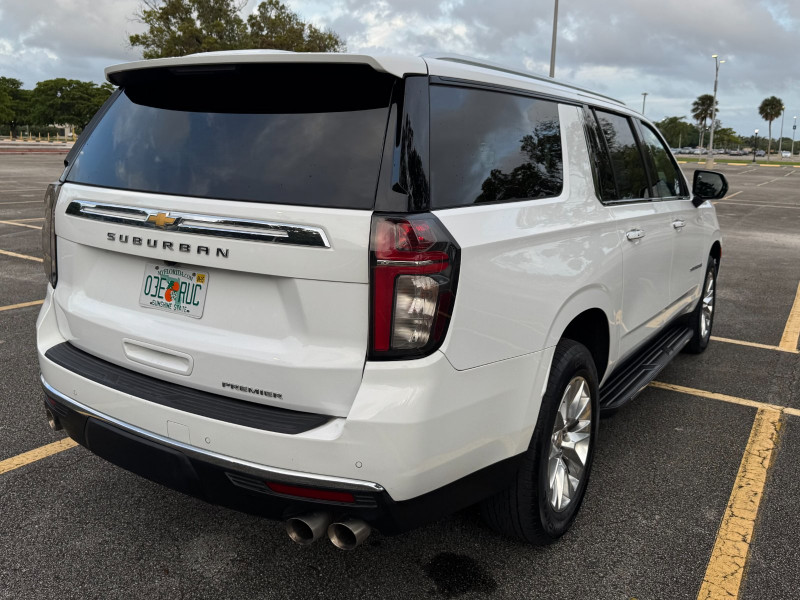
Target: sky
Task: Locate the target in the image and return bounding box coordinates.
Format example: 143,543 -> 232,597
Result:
0,0 -> 798,140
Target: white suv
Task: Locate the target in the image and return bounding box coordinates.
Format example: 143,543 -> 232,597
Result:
37,51 -> 726,549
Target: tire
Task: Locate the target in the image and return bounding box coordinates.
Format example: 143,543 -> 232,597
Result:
481,339 -> 599,545
684,257 -> 717,354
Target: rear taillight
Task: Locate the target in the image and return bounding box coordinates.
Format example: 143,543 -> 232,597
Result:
369,213 -> 460,359
42,183 -> 60,288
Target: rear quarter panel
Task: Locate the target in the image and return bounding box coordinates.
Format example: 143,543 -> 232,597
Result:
434,104 -> 622,372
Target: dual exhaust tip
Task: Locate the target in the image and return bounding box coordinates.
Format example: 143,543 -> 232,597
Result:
285,512 -> 371,550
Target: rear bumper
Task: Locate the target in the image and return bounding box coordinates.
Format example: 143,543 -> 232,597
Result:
37,284 -> 554,528
42,379 -> 523,534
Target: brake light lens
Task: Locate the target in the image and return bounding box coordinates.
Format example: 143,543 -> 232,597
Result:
42,183 -> 60,288
369,214 -> 460,359
266,482 -> 355,504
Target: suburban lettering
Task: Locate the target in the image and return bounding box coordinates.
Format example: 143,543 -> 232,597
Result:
197,246 -> 209,255
133,237 -> 142,246
147,239 -> 157,248
162,241 -> 173,250
179,243 -> 190,253
107,233 -> 115,241
216,248 -> 229,258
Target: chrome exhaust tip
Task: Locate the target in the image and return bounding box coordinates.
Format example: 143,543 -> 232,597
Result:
285,512 -> 332,545
327,519 -> 371,550
45,408 -> 62,431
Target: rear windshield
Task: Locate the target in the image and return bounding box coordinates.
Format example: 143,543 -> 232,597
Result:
66,64 -> 395,209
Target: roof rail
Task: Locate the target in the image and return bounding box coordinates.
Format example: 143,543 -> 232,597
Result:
421,52 -> 626,107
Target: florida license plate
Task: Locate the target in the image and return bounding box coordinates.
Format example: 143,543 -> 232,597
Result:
139,263 -> 208,318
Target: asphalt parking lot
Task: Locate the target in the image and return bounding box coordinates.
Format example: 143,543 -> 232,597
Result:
1,153 -> 799,600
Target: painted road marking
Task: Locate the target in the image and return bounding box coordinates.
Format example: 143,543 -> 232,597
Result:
650,381 -> 800,418
756,178 -> 781,187
0,200 -> 42,205
711,335 -> 799,354
0,188 -> 45,192
0,219 -> 41,229
696,408 -> 782,600
0,299 -> 44,312
759,164 -> 783,167
725,163 -> 748,165
12,217 -> 44,222
779,281 -> 800,352
0,438 -> 78,476
722,191 -> 742,200
736,168 -> 759,175
716,201 -> 800,210
0,249 -> 42,262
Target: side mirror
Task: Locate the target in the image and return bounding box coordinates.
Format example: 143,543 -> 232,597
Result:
692,170 -> 729,207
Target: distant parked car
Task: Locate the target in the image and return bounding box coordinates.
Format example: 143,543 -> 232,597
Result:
756,150 -> 766,157
782,151 -> 791,158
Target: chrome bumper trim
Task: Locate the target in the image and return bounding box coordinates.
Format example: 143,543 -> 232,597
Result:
40,375 -> 383,493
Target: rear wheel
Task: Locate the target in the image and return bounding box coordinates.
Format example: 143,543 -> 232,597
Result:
481,339 -> 599,544
684,258 -> 717,354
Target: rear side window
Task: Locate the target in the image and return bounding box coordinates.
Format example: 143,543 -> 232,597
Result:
66,64 -> 395,209
639,123 -> 687,198
594,110 -> 651,201
430,86 -> 563,208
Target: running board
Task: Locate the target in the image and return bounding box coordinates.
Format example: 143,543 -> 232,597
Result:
599,325 -> 692,412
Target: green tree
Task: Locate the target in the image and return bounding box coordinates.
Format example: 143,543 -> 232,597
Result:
655,116 -> 699,148
691,94 -> 717,149
0,77 -> 32,138
247,0 -> 344,51
129,0 -> 345,59
758,96 -> 784,161
30,79 -> 114,130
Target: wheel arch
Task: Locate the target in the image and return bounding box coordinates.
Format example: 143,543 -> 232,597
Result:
545,286 -> 615,383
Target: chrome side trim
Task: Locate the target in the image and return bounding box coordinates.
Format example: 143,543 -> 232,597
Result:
40,376 -> 383,493
66,201 -> 330,248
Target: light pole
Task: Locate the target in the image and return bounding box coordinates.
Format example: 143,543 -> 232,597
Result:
753,129 -> 759,163
706,54 -> 725,167
641,92 -> 648,115
778,105 -> 785,156
792,116 -> 797,157
549,0 -> 558,78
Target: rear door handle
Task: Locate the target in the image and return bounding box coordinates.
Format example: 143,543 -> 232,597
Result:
626,229 -> 645,241
672,219 -> 686,230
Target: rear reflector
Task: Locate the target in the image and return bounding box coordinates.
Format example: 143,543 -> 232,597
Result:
266,482 -> 356,504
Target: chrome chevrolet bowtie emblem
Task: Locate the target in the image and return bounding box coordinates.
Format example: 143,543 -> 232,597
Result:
146,212 -> 178,228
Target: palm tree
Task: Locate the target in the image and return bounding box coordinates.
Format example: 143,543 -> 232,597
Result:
691,94 -> 717,149
758,96 -> 784,161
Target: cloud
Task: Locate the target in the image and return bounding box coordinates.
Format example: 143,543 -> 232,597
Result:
0,0 -> 797,135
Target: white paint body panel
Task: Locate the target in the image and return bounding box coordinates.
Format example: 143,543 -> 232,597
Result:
38,53 -> 721,502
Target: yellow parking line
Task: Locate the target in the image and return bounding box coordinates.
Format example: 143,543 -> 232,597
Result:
0,219 -> 41,230
725,163 -> 748,166
759,164 -> 782,167
0,249 -> 42,262
697,408 -> 781,600
649,381 -> 800,418
0,299 -> 44,312
721,191 -> 742,200
711,335 -> 798,354
0,438 -> 78,476
779,282 -> 800,352
677,161 -> 687,164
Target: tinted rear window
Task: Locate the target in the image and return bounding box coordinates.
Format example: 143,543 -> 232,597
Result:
594,110 -> 651,201
430,85 -> 563,209
66,64 -> 395,209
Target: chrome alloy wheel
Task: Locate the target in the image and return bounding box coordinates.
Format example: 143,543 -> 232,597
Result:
700,269 -> 715,339
547,376 -> 592,512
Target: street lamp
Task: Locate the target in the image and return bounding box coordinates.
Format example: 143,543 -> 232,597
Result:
549,0 -> 558,78
792,116 -> 797,158
641,92 -> 648,115
706,54 -> 725,167
753,129 -> 759,163
778,105 -> 786,157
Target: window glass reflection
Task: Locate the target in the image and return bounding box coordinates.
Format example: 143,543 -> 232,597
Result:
430,86 -> 563,208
